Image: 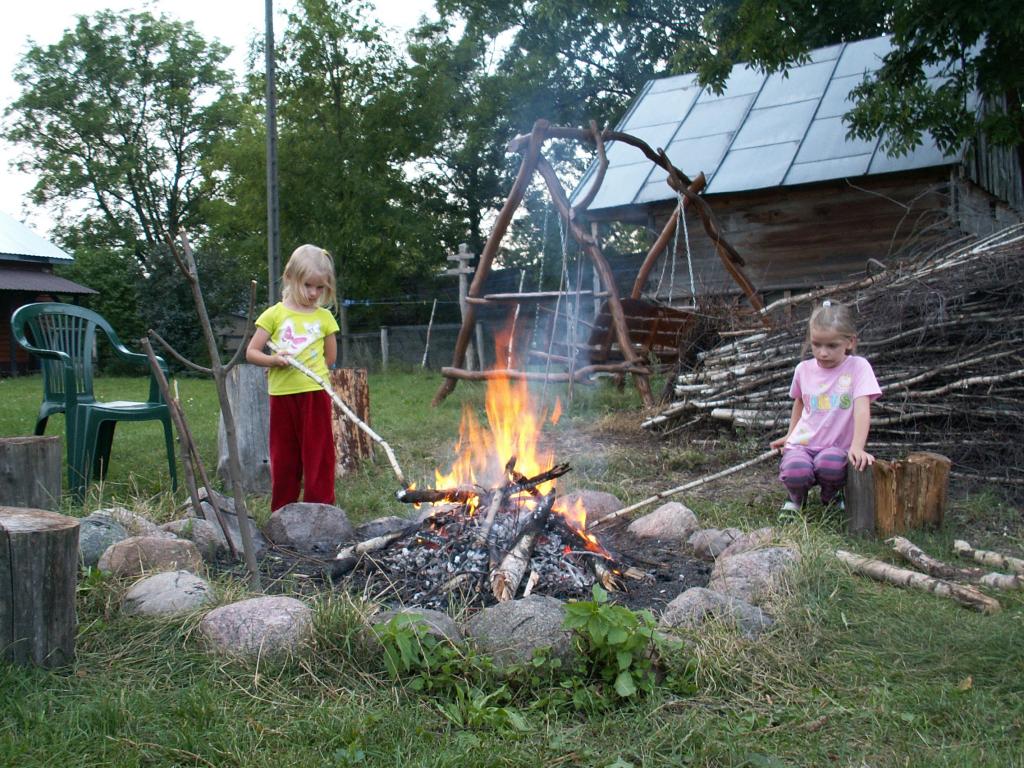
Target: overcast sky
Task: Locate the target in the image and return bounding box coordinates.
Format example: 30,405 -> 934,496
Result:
0,0 -> 437,234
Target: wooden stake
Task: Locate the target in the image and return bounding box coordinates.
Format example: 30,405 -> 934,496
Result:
836,550 -> 1001,614
590,449 -> 779,528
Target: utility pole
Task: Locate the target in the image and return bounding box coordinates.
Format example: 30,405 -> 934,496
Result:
265,0 -> 281,303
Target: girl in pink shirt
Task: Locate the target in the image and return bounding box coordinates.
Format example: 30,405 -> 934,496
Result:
770,301 -> 881,511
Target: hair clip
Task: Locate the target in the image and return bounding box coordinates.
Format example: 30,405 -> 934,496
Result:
822,300 -> 832,307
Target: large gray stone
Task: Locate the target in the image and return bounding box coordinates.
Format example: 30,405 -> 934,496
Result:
162,518 -> 229,562
122,570 -> 213,617
206,505 -> 269,559
708,546 -> 800,605
719,527 -> 777,559
627,502 -> 700,541
97,536 -> 204,578
78,515 -> 129,568
463,595 -> 575,669
554,490 -> 623,525
90,507 -> 172,538
200,596 -> 313,658
265,503 -> 354,554
372,607 -> 463,646
688,528 -> 743,560
659,587 -> 774,638
355,516 -> 414,541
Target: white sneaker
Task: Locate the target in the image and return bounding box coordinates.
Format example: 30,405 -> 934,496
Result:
780,500 -> 800,512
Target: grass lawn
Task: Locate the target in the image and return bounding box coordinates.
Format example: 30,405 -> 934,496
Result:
1,370 -> 1022,767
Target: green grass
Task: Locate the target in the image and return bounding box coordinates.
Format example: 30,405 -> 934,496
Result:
2,372 -> 1023,767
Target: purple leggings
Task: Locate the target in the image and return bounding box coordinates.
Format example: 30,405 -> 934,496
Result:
779,445 -> 847,505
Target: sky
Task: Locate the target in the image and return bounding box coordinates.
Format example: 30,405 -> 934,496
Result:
0,0 -> 438,235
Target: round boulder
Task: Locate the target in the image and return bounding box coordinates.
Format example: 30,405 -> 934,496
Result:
161,518 -> 229,562
200,596 -> 313,658
463,595 -> 575,669
372,607 -> 463,646
90,506 -> 172,538
708,546 -> 800,605
122,570 -> 213,617
97,536 -> 204,578
78,515 -> 129,568
659,587 -> 774,638
627,501 -> 700,541
719,527 -> 776,559
688,527 -> 743,560
265,502 -> 354,553
355,516 -> 414,541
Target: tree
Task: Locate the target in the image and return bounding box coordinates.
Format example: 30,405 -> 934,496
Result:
4,10 -> 240,264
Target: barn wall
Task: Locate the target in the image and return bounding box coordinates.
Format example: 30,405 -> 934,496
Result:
632,169 -> 958,301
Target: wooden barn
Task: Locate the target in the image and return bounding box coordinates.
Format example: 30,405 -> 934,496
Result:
0,211 -> 96,376
572,35 -> 1024,304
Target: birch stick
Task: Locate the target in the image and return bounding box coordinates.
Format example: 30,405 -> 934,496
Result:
491,495 -> 554,602
590,449 -> 779,528
268,341 -> 406,486
836,550 -> 1001,614
888,536 -> 1022,591
953,540 -> 1024,575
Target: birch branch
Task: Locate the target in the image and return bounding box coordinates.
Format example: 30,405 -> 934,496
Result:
953,540 -> 1024,575
888,536 -> 1022,591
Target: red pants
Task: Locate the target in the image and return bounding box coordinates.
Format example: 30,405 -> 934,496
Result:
269,390 -> 336,510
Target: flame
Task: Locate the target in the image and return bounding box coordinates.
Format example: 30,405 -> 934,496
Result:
552,497 -> 610,557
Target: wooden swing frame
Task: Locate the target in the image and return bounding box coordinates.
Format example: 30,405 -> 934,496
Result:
432,120 -> 768,408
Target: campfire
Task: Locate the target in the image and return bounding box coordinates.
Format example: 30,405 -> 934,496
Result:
334,351 -> 646,610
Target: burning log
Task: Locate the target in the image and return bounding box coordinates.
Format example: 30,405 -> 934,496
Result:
395,487 -> 478,505
491,493 -> 556,601
332,524 -> 420,576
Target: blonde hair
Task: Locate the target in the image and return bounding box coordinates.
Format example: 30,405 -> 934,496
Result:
281,244 -> 337,309
808,300 -> 858,352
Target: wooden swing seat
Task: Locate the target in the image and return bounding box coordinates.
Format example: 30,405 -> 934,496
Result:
586,298 -> 698,365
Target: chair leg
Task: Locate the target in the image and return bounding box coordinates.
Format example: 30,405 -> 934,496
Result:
34,416 -> 48,436
162,416 -> 178,491
93,421 -> 116,480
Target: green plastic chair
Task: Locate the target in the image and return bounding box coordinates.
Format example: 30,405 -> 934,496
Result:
11,302 -> 177,499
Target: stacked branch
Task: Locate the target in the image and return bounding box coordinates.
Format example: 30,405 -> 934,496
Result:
646,225 -> 1024,487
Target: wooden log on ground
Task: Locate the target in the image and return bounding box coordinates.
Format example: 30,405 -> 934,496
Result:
953,540 -> 1024,576
889,536 -> 1022,590
217,363 -> 271,493
1,506 -> 79,667
330,368 -> 374,476
836,549 -> 1001,614
845,452 -> 951,537
0,436 -> 61,510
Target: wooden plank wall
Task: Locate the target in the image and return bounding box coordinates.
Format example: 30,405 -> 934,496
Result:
615,169 -> 958,301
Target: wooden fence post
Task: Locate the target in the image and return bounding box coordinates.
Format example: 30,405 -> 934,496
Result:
0,436 -> 61,510
1,506 -> 78,667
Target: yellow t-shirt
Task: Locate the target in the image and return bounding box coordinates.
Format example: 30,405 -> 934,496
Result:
255,303 -> 340,396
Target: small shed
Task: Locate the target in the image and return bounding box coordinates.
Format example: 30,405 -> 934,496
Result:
0,211 -> 96,376
573,35 -> 1023,302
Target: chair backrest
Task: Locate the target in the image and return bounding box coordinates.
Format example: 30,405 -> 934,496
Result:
10,302 -> 118,405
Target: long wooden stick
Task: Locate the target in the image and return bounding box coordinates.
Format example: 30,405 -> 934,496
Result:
590,449 -> 780,528
836,549 -> 1001,614
889,537 -> 1022,591
954,540 -> 1024,575
268,341 -> 406,486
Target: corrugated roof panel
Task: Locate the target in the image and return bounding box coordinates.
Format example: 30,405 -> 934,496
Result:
732,101 -> 819,149
605,122 -> 682,164
833,35 -> 891,78
674,95 -> 754,140
868,133 -> 960,174
707,142 -> 800,192
583,162 -> 657,210
794,116 -> 877,163
666,133 -> 734,179
809,43 -> 844,63
648,73 -> 699,94
818,74 -> 862,119
635,168 -> 670,204
696,64 -> 765,102
0,211 -> 71,262
784,154 -> 872,185
621,87 -> 699,130
755,60 -> 835,108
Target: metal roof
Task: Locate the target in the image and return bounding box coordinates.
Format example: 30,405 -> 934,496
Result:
0,211 -> 72,263
573,35 -> 964,210
0,266 -> 96,295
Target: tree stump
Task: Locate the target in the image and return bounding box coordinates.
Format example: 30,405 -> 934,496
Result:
330,368 -> 373,475
846,452 -> 952,537
0,436 -> 62,510
217,364 -> 271,493
1,506 -> 79,667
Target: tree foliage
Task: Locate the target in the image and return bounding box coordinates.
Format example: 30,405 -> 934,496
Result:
4,10 -> 240,262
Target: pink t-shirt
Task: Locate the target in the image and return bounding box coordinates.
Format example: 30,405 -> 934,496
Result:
786,355 -> 881,451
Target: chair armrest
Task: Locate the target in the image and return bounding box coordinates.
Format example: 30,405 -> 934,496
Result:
96,324 -> 170,404
10,323 -> 73,366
